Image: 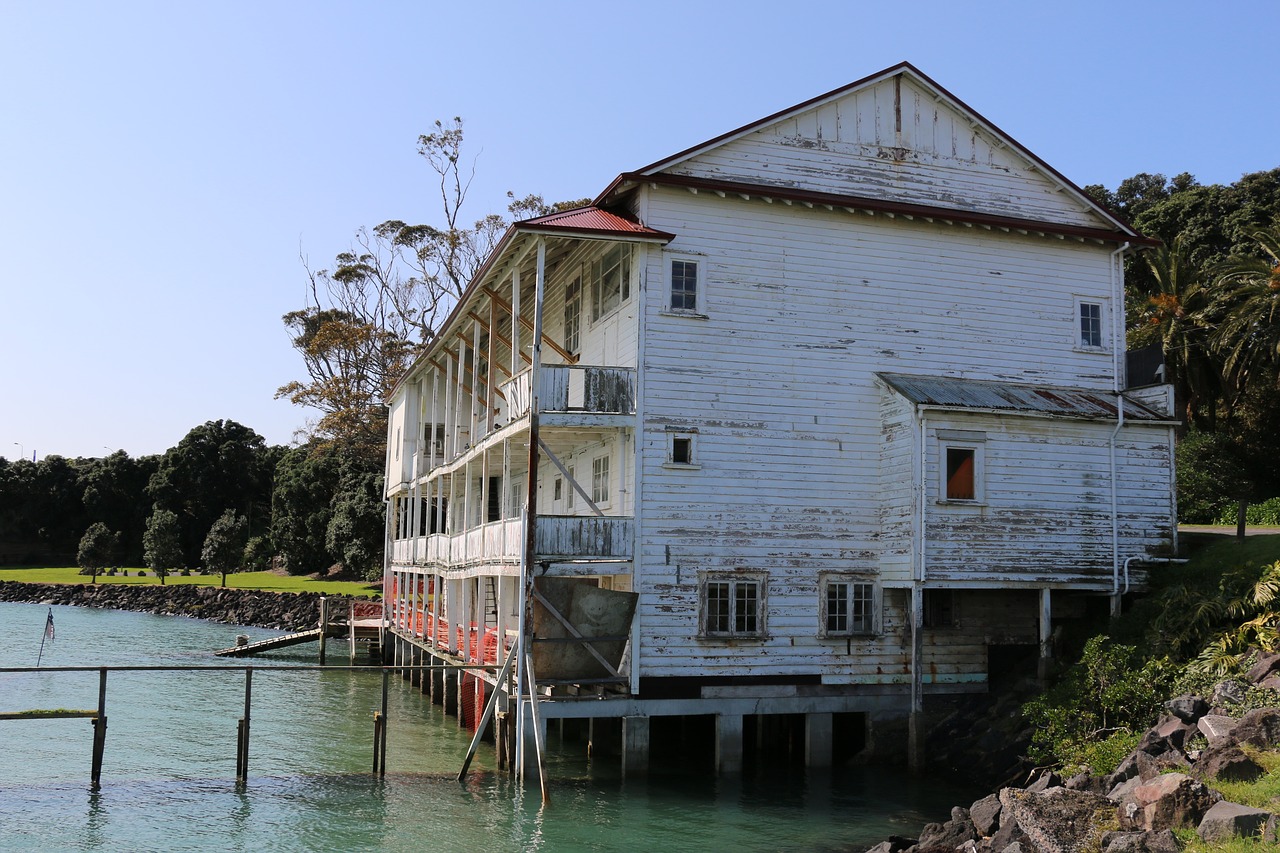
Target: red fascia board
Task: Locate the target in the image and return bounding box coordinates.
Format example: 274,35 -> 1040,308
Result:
516,222 -> 675,243
612,172 -> 1160,247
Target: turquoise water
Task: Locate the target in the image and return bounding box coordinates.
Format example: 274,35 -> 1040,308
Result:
0,603 -> 975,852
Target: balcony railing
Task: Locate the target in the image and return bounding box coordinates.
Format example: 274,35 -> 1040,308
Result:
390,515 -> 633,570
499,365 -> 635,420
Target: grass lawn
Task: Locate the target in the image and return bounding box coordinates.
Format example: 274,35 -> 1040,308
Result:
0,566 -> 378,597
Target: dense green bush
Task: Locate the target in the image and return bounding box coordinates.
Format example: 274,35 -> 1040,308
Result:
1215,496 -> 1280,527
1023,636 -> 1177,769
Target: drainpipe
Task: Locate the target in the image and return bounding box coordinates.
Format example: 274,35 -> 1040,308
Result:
1107,242 -> 1131,613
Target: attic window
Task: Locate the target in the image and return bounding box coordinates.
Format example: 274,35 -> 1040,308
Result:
938,432 -> 985,504
591,246 -> 631,321
946,448 -> 975,500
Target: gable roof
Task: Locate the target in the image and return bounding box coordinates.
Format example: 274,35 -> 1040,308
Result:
600,62 -> 1150,245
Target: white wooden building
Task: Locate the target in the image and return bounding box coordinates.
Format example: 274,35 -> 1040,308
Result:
380,62 -> 1176,776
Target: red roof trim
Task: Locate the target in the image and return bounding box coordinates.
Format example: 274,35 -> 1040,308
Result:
515,206 -> 675,242
611,172 -> 1159,246
626,61 -> 1144,240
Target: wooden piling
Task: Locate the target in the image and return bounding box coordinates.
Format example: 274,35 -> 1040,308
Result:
378,669 -> 389,774
236,667 -> 252,781
318,597 -> 328,665
90,667 -> 107,786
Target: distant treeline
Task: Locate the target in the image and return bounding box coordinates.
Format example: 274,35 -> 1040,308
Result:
1085,168 -> 1280,528
0,420 -> 383,579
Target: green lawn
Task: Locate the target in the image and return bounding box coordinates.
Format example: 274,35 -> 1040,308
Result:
0,566 -> 378,596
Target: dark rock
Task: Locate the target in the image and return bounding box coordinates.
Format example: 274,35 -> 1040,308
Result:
1244,650 -> 1280,684
1193,744 -> 1265,782
1164,694 -> 1209,724
863,837 -> 915,853
1100,829 -> 1181,852
916,808 -> 977,849
1140,716 -> 1192,753
969,794 -> 1001,836
1197,800 -> 1273,843
1120,772 -> 1220,831
997,787 -> 1114,853
1024,769 -> 1062,793
1226,707 -> 1280,749
1110,748 -> 1161,787
1211,680 -> 1248,708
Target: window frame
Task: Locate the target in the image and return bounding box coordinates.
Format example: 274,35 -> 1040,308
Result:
563,275 -> 582,355
664,429 -> 700,468
664,254 -> 705,317
937,431 -> 986,505
590,245 -> 632,324
700,572 -> 767,639
819,574 -> 878,638
1074,296 -> 1108,352
591,454 -> 611,505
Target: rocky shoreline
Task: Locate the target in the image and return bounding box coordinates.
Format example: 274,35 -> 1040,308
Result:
867,661 -> 1280,851
0,580 -> 376,631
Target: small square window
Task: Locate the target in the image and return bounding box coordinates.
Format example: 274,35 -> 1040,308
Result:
703,574 -> 764,637
1079,301 -> 1103,348
591,455 -> 610,504
666,431 -> 698,466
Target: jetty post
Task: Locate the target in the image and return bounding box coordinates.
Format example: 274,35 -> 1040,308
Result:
318,596 -> 328,665
90,667 -> 107,786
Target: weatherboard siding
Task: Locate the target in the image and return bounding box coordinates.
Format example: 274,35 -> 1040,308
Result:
663,75 -> 1101,229
629,185 -> 1167,680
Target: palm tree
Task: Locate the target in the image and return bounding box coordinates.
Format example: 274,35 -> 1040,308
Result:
1209,226 -> 1280,396
1138,234 -> 1219,429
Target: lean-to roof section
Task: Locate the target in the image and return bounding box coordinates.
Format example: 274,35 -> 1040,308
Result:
878,372 -> 1170,422
385,206 -> 672,401
611,62 -> 1147,243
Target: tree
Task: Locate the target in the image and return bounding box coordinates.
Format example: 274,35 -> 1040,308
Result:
270,444 -> 342,574
143,509 -> 184,583
202,509 -> 249,588
77,522 -> 117,583
147,420 -> 273,565
81,451 -> 160,564
1208,226 -> 1280,395
326,469 -> 385,581
1133,235 -> 1219,430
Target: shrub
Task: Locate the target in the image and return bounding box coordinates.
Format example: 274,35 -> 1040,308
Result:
1024,635 -> 1177,769
1215,496 -> 1280,527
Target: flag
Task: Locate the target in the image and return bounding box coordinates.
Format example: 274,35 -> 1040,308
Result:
44,608 -> 55,641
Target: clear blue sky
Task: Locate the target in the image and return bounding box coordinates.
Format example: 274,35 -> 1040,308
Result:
2,1 -> 1275,460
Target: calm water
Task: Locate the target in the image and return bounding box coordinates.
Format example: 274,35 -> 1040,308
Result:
0,603 -> 975,852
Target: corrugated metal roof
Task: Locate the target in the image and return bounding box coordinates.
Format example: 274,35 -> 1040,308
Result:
877,372 -> 1167,421
517,206 -> 674,241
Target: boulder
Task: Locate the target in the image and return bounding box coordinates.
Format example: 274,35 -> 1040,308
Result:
1163,694 -> 1209,723
863,837 -> 914,853
916,810 -> 977,851
1197,714 -> 1236,747
1024,769 -> 1062,793
1244,650 -> 1280,684
1211,680 -> 1248,708
1065,770 -> 1109,795
1107,774 -> 1142,804
996,787 -> 1114,853
969,794 -> 1002,837
1197,800 -> 1273,843
1109,748 -> 1161,787
1193,744 -> 1265,782
1141,716 -> 1193,753
1120,772 -> 1221,831
1099,829 -> 1182,852
1226,707 -> 1280,749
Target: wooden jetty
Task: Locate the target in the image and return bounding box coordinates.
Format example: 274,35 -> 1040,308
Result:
214,598 -> 384,661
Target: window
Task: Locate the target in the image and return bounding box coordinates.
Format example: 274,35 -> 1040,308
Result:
924,590 -> 955,629
1079,301 -> 1103,348
553,477 -> 563,501
703,575 -> 765,637
591,455 -> 610,504
591,246 -> 631,321
566,466 -> 575,508
670,257 -> 700,312
563,277 -> 581,354
666,431 -> 698,466
822,577 -> 876,636
939,431 -> 985,503
946,447 -> 975,500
